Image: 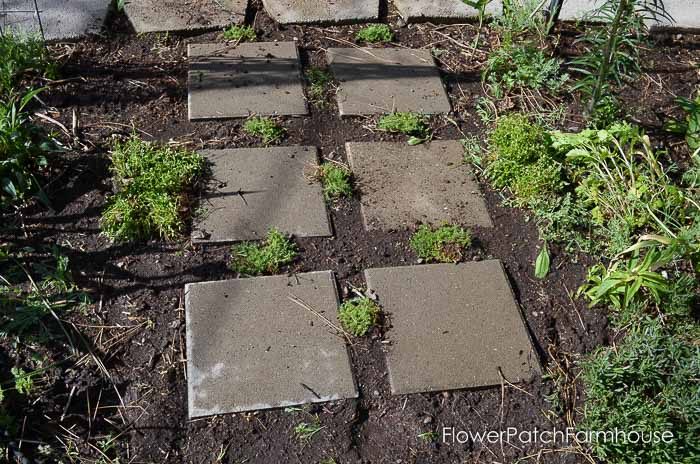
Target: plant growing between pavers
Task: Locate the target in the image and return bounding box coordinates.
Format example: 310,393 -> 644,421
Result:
242,116 -> 285,145
222,24 -> 256,42
229,228 -> 298,276
410,224 -> 472,263
355,24 -> 393,43
377,112 -> 431,145
338,296 -> 380,337
101,135 -> 205,241
305,67 -> 333,105
316,163 -> 353,200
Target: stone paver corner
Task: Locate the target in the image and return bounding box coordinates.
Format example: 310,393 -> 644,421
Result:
186,271 -> 358,417
365,261 -> 540,395
188,41 -> 307,120
327,47 -> 451,116
262,0 -> 378,24
124,0 -> 247,33
2,0 -> 110,40
394,0 -> 503,23
346,141 -> 493,230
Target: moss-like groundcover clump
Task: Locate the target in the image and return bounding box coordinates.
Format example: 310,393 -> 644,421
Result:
356,24 -> 393,43
243,116 -> 285,145
101,136 -> 205,241
229,228 -> 298,276
317,163 -> 353,200
410,224 -> 472,263
223,24 -> 256,42
338,297 -> 380,337
377,112 -> 431,145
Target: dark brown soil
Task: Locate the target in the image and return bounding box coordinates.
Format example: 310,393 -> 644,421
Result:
2,2 -> 699,463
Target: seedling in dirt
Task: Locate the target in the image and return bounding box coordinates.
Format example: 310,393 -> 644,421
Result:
317,163 -> 353,200
418,431 -> 438,442
11,368 -> 34,395
355,24 -> 393,43
377,112 -> 431,145
410,224 -> 472,263
229,228 -> 297,276
222,24 -> 256,42
305,67 -> 333,104
338,297 -> 380,337
101,135 -> 204,241
534,243 -> 550,279
293,419 -> 324,442
243,116 -> 285,145
462,135 -> 484,171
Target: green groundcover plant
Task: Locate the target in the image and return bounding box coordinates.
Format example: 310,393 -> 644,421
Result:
229,228 -> 298,276
338,297 -> 380,336
356,24 -> 393,43
410,224 -> 472,263
101,135 -> 205,241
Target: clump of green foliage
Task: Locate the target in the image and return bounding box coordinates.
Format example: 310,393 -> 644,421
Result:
486,114 -> 563,205
483,40 -> 567,98
377,112 -> 431,145
0,34 -> 55,95
229,228 -> 297,276
410,224 -> 472,263
222,24 -> 256,42
101,135 -> 204,241
338,297 -> 380,337
355,24 -> 393,43
243,116 -> 285,145
305,67 -> 333,104
665,92 -> 700,153
317,163 -> 352,200
294,418 -> 324,442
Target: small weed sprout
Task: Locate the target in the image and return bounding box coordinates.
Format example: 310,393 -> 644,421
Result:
243,116 -> 285,145
294,419 -> 324,442
410,224 -> 472,263
11,368 -> 34,395
418,431 -> 438,442
229,228 -> 297,276
338,297 -> 380,337
305,67 -> 333,104
222,24 -> 256,42
356,24 -> 393,43
101,135 -> 204,241
317,163 -> 352,200
377,112 -> 431,145
462,135 -> 484,171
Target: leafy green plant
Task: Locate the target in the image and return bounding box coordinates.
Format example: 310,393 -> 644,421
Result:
305,67 -> 333,103
483,40 -> 567,98
0,34 -> 55,95
589,94 -> 624,129
410,224 -> 472,263
222,24 -> 256,42
338,297 -> 380,337
377,112 -> 431,145
317,163 -> 352,200
570,0 -> 670,113
243,116 -> 285,145
101,135 -> 205,241
534,243 -> 550,279
294,419 -> 324,442
665,92 -> 700,153
356,24 -> 393,43
229,228 -> 297,276
496,0 -> 548,40
11,368 -> 33,395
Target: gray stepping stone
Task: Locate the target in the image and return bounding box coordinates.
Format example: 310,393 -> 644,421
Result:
188,42 -> 307,120
262,0 -> 378,24
327,48 -> 451,116
186,271 -> 358,417
365,261 -> 540,395
394,0 -> 502,23
193,146 -> 332,243
2,0 -> 110,40
124,0 -> 247,33
559,0 -> 699,29
346,141 -> 493,230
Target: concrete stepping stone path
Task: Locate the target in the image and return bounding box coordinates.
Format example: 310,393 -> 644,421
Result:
365,261 -> 540,394
192,146 -> 331,243
346,141 -> 493,230
394,0 -> 502,23
185,271 -> 357,417
124,0 -> 247,33
327,48 -> 452,116
188,42 -> 307,120
262,0 -> 379,24
2,0 -> 110,39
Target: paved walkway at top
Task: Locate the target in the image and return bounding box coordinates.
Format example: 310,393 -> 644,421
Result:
261,0 -> 378,24
394,0 -> 503,23
124,0 -> 247,33
559,0 -> 699,30
1,0 -> 110,39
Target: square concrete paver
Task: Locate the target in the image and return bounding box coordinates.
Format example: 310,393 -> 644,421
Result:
365,261 -> 540,395
327,48 -> 451,116
193,146 -> 331,243
124,0 -> 247,33
186,271 -> 358,417
346,141 -> 492,230
188,42 -> 307,120
2,0 -> 110,40
394,0 -> 502,23
262,0 -> 378,24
